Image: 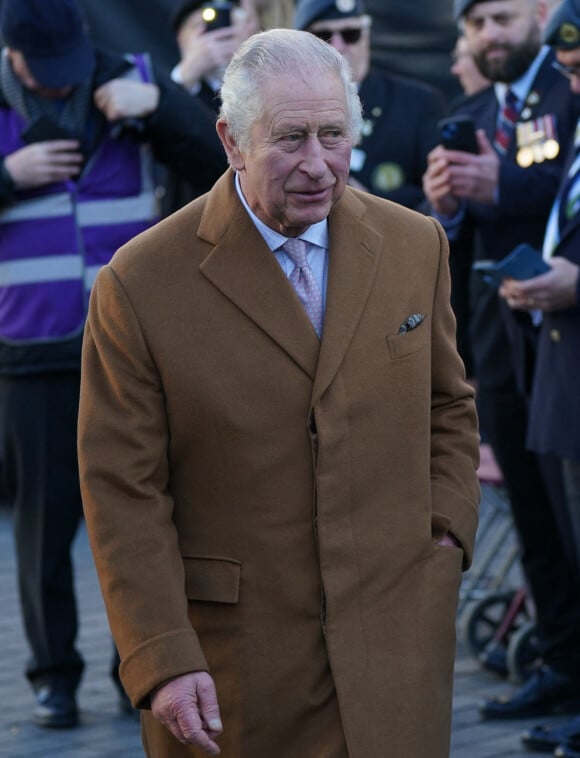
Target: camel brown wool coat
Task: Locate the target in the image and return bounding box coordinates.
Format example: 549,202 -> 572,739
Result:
78,169 -> 480,758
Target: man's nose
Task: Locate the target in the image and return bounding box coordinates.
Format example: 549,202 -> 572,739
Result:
301,137 -> 327,177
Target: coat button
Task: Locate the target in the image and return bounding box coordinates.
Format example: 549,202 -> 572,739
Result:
549,329 -> 561,342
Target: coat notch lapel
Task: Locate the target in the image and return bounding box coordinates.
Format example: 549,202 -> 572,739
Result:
198,175 -> 320,379
313,196 -> 383,404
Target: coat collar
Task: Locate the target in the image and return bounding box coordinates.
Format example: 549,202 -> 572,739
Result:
198,170 -> 383,395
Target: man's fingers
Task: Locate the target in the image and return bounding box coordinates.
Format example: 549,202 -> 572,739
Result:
196,672 -> 223,734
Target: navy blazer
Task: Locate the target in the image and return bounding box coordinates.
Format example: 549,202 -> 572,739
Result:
452,50 -> 580,392
352,69 -> 446,209
528,137 -> 580,462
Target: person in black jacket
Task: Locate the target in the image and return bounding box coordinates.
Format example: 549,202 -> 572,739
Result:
293,0 -> 446,210
0,0 -> 225,729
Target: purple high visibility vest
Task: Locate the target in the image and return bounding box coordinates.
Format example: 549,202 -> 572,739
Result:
0,54 -> 160,344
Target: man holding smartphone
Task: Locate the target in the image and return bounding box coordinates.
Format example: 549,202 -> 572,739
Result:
423,0 -> 580,721
164,0 -> 257,211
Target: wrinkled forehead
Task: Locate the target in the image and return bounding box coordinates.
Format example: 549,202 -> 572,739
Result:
258,72 -> 349,125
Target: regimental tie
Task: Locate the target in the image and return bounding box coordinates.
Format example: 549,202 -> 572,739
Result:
494,89 -> 520,155
282,237 -> 323,338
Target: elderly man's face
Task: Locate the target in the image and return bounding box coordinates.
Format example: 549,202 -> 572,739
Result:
463,0 -> 542,82
308,16 -> 371,83
219,71 -> 352,237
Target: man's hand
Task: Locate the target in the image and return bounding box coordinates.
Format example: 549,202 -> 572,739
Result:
94,80 -> 160,121
423,144 -> 461,217
151,671 -> 223,755
175,0 -> 259,90
438,534 -> 461,548
439,130 -> 500,205
176,26 -> 245,89
499,257 -> 579,312
423,130 -> 500,214
4,141 -> 83,189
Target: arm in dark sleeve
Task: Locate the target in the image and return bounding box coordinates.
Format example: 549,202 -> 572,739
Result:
143,72 -> 228,187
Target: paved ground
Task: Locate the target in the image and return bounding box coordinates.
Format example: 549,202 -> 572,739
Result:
0,485 -> 570,757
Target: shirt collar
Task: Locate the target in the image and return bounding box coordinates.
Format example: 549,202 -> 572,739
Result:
494,45 -> 549,107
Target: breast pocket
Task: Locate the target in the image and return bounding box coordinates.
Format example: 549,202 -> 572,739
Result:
385,315 -> 430,360
183,555 -> 241,604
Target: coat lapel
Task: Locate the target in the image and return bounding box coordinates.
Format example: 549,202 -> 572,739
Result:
198,173 -> 383,392
198,171 -> 321,379
312,190 -> 383,405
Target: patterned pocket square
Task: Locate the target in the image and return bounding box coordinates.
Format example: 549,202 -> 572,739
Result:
398,313 -> 425,335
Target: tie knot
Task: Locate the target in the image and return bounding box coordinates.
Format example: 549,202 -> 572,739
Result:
505,89 -> 518,107
282,238 -> 308,268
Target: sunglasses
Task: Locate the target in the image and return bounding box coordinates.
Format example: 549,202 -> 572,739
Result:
311,27 -> 364,44
552,59 -> 580,80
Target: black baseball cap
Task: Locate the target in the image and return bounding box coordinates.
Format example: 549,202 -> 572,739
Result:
0,0 -> 95,88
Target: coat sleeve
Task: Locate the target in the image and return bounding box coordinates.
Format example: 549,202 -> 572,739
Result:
428,217 -> 480,568
78,264 -> 210,708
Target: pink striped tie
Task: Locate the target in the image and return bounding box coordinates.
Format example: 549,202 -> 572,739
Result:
283,238 -> 323,337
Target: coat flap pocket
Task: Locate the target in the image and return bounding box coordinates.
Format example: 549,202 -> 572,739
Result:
386,317 -> 430,359
183,556 -> 241,604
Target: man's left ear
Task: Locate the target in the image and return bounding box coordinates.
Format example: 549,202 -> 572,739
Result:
216,119 -> 245,170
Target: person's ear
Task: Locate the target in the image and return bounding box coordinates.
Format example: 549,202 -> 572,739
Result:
216,118 -> 245,170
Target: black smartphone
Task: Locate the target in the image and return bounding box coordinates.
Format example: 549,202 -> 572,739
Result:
438,115 -> 478,153
201,1 -> 232,31
473,243 -> 551,287
21,115 -> 75,144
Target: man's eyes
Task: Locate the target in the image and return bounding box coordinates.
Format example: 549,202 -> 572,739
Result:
278,130 -> 344,144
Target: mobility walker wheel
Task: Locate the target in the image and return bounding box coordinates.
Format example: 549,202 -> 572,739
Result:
506,620 -> 540,683
462,588 -> 532,675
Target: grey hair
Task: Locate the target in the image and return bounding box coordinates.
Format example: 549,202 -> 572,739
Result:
219,28 -> 363,154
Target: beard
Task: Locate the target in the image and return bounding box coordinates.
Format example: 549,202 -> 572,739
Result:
473,30 -> 541,83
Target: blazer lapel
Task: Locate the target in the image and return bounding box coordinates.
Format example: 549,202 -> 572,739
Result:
312,190 -> 383,405
198,171 -> 320,379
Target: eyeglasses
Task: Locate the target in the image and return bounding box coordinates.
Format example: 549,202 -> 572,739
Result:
311,27 -> 365,44
552,59 -> 580,80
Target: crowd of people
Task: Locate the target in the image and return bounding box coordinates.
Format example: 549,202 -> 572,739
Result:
1,0 -> 579,755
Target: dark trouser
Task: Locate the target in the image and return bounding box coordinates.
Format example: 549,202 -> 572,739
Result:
562,459 -> 580,574
478,388 -> 580,676
0,372 -> 84,693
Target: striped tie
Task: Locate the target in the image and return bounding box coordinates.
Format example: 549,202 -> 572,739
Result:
494,89 -> 520,155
